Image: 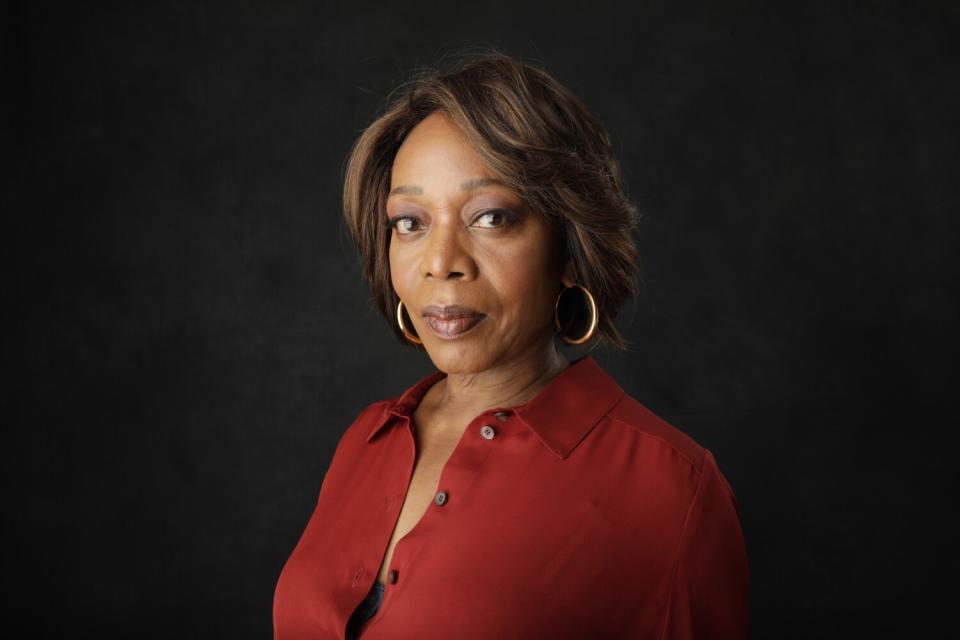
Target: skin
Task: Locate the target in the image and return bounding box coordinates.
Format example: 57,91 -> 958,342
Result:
386,111 -> 577,436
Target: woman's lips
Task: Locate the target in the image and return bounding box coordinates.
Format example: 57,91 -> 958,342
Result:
424,314 -> 486,339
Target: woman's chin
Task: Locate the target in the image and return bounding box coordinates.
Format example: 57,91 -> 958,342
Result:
424,341 -> 498,375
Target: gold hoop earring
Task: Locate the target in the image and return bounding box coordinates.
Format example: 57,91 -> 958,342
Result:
554,284 -> 599,345
396,300 -> 423,345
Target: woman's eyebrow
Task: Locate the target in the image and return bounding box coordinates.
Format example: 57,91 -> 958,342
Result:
388,177 -> 505,197
459,177 -> 504,191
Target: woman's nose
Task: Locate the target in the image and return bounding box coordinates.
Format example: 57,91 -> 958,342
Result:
420,216 -> 476,281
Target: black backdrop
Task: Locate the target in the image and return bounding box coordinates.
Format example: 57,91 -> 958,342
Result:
6,1 -> 958,637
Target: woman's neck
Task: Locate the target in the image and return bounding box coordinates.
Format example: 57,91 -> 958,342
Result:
421,343 -> 570,424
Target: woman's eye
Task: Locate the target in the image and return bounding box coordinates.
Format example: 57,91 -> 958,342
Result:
387,209 -> 517,235
472,209 -> 516,229
388,216 -> 423,235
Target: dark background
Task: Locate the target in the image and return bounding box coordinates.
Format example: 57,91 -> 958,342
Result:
6,1 -> 958,637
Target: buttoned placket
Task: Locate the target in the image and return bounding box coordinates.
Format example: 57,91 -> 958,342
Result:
356,408 -> 513,637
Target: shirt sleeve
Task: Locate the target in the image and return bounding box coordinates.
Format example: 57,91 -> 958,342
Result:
660,449 -> 750,639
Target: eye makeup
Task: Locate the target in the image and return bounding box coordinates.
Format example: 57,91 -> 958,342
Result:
385,207 -> 522,235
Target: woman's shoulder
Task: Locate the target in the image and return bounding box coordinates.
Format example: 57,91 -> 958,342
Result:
603,393 -> 742,520
319,397 -> 398,460
605,392 -> 710,474
346,397 -> 397,435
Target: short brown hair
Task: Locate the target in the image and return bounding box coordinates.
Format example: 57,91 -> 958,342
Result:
342,48 -> 642,351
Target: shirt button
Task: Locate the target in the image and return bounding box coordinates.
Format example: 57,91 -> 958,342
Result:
480,424 -> 496,439
388,569 -> 398,584
434,490 -> 448,506
493,411 -> 510,421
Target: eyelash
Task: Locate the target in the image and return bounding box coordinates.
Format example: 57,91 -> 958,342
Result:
385,209 -> 518,234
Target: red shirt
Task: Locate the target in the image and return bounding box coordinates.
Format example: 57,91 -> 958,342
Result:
273,354 -> 749,639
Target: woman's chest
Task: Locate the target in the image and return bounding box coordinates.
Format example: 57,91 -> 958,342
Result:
276,418 -> 693,639
372,427 -> 463,583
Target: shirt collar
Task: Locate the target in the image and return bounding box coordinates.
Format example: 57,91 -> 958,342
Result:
364,354 -> 626,460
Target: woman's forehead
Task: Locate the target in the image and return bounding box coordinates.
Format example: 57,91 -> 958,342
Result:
388,112 -> 529,210
392,115 -> 486,178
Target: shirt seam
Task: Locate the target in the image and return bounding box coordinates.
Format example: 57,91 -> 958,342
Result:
657,458 -> 707,640
605,414 -> 703,472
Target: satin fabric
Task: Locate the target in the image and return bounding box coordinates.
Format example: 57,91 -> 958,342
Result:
274,354 -> 749,639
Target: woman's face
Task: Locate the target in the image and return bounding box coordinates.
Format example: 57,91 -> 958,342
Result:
387,111 -> 571,374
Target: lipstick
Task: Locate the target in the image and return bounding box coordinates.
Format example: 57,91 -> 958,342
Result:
422,305 -> 486,340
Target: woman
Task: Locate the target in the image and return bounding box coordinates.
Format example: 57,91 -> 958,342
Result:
273,51 -> 749,639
